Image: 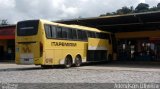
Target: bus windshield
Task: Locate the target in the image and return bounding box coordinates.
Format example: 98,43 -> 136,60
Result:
17,20 -> 39,36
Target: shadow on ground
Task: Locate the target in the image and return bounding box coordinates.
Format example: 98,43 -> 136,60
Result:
0,64 -> 68,72
82,61 -> 160,69
0,61 -> 160,72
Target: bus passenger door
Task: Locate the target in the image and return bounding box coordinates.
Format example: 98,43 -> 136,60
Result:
87,38 -> 109,62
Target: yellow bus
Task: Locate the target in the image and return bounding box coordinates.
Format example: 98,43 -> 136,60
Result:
15,19 -> 115,68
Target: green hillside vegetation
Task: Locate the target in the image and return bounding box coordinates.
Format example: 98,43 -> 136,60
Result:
100,3 -> 160,16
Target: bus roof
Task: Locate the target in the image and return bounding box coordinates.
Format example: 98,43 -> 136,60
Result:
40,19 -> 110,33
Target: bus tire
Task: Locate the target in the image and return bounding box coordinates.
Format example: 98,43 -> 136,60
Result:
64,56 -> 72,68
75,55 -> 82,67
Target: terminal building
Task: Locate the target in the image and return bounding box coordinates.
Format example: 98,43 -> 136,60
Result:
0,25 -> 15,61
58,11 -> 160,62
1,11 -> 160,62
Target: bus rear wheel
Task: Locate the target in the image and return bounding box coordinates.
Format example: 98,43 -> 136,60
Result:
64,56 -> 72,68
75,56 -> 82,67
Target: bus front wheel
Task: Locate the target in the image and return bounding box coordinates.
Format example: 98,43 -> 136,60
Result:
64,56 -> 72,68
75,56 -> 82,67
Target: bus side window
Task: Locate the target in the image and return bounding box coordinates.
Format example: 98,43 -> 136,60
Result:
82,31 -> 87,41
87,31 -> 91,38
72,29 -> 77,40
92,32 -> 96,38
84,31 -> 88,41
77,30 -> 83,40
87,31 -> 95,38
51,25 -> 56,38
56,27 -> 62,39
100,33 -> 111,43
44,25 -> 52,38
99,33 -> 103,39
89,31 -> 96,38
103,33 -> 110,40
68,29 -> 72,40
62,27 -> 68,39
96,33 -> 100,38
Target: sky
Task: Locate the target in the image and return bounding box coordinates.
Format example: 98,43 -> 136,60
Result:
0,0 -> 160,24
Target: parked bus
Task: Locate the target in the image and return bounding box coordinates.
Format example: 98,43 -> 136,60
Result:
15,19 -> 115,68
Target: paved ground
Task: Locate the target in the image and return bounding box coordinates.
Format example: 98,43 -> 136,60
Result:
0,62 -> 160,84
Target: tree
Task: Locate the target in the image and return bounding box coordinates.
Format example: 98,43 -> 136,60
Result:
150,6 -> 158,11
157,3 -> 160,10
106,13 -> 113,16
99,2 -> 160,17
116,6 -> 133,14
135,3 -> 150,13
0,19 -> 8,25
100,14 -> 106,17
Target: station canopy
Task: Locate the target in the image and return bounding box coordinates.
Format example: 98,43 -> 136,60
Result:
57,11 -> 160,33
